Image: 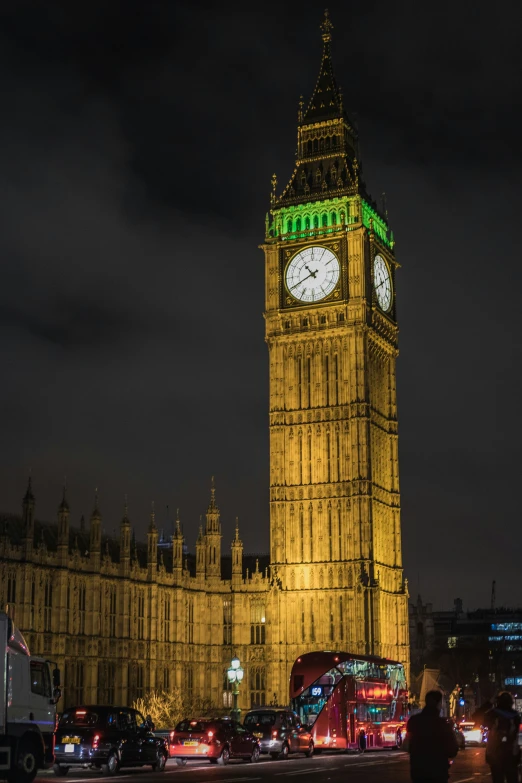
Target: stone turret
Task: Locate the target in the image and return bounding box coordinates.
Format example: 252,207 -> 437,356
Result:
205,476 -> 222,579
172,508 -> 184,579
57,485 -> 70,567
90,490 -> 101,570
231,517 -> 243,588
147,502 -> 158,579
22,476 -> 35,559
120,498 -> 131,577
196,519 -> 205,577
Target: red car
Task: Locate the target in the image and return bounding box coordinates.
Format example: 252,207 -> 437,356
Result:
169,718 -> 260,765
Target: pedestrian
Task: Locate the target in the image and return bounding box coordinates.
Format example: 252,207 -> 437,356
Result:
406,689 -> 459,783
484,691 -> 521,783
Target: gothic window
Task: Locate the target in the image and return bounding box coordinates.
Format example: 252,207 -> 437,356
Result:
223,599 -> 232,645
331,211 -> 337,225
296,217 -> 301,231
301,599 -> 306,642
97,661 -> 116,705
223,671 -> 233,708
310,599 -> 315,642
328,505 -> 333,560
7,573 -> 16,606
28,579 -> 36,630
313,214 -> 319,228
249,666 -> 266,707
340,210 -> 345,224
325,353 -> 330,406
164,595 -> 171,643
313,139 -> 318,153
187,666 -> 194,698
163,668 -> 170,691
315,169 -> 321,183
78,582 -> 86,634
284,321 -> 290,330
250,601 -> 266,645
66,660 -> 84,708
338,313 -> 345,322
302,317 -> 308,327
187,596 -> 194,644
307,140 -> 312,154
108,586 -> 117,638
334,354 -> 340,405
305,216 -> 310,230
325,136 -> 331,149
137,591 -> 145,640
307,357 -> 312,408
320,315 -> 326,324
136,664 -> 144,699
299,507 -> 304,561
44,579 -> 53,633
339,595 -> 344,641
322,212 -> 328,227
329,598 -> 335,641
287,219 -> 292,233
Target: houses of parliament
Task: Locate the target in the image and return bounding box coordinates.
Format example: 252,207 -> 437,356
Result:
0,13 -> 410,712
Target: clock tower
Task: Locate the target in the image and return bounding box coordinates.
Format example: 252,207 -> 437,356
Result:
263,11 -> 409,679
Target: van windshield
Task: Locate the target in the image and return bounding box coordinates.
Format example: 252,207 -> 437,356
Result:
244,712 -> 277,727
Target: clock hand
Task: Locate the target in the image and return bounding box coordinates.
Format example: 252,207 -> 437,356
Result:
305,265 -> 318,278
291,272 -> 314,289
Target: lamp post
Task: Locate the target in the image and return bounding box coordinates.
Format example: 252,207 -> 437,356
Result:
227,655 -> 244,722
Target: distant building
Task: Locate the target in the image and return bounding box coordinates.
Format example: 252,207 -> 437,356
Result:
410,596 -> 522,710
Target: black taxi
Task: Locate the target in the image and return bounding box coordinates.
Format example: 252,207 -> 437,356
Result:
53,706 -> 168,776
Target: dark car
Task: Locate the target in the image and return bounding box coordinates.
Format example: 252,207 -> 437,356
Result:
169,718 -> 260,765
53,705 -> 168,776
243,708 -> 314,759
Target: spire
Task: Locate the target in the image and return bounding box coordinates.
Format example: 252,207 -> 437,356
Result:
91,488 -> 101,521
174,508 -> 183,538
301,9 -> 343,125
121,495 -> 130,526
149,500 -> 157,531
23,475 -> 34,503
59,483 -> 69,513
207,476 -> 218,513
234,517 -> 240,542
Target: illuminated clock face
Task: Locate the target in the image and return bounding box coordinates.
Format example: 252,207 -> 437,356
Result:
285,246 -> 340,303
373,255 -> 392,312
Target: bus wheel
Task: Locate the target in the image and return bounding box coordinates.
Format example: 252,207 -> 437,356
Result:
305,741 -> 314,758
395,729 -> 403,749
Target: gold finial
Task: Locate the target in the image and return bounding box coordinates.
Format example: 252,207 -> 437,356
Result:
270,173 -> 278,205
234,517 -> 240,541
338,86 -> 343,112
320,8 -> 333,42
298,95 -> 304,122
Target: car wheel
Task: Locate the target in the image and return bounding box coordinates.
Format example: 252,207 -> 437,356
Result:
176,758 -> 188,766
101,751 -> 119,776
305,741 -> 314,758
280,743 -> 289,760
52,765 -> 69,777
250,745 -> 260,763
152,749 -> 167,771
217,746 -> 230,765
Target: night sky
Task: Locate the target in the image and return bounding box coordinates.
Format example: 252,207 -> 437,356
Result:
1,0 -> 521,610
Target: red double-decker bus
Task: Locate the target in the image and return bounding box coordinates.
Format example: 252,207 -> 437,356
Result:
290,651 -> 408,752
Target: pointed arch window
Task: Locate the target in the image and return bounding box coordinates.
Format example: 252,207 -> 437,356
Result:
286,219 -> 292,233
305,216 -> 311,230
331,211 -> 338,225
322,213 -> 328,227
313,214 -> 319,228
250,601 -> 266,645
296,217 -> 302,232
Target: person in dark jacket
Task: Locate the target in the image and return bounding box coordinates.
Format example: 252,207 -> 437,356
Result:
484,691 -> 521,783
407,690 -> 459,782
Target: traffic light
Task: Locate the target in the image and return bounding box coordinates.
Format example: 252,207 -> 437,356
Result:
458,687 -> 465,707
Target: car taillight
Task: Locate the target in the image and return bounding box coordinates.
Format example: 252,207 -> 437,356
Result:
92,734 -> 100,750
207,731 -> 214,741
272,730 -> 278,738
170,731 -> 175,742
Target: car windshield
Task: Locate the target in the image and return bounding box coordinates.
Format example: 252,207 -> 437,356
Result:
59,710 -> 102,727
244,712 -> 277,727
175,720 -> 213,733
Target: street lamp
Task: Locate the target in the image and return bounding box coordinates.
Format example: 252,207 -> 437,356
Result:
227,655 -> 244,722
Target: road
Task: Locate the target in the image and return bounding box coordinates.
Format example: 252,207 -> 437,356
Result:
36,747 -> 491,782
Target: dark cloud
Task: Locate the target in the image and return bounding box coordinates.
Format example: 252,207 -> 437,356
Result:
0,0 -> 521,608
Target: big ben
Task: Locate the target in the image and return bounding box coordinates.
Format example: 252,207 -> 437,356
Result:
263,11 -> 409,681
